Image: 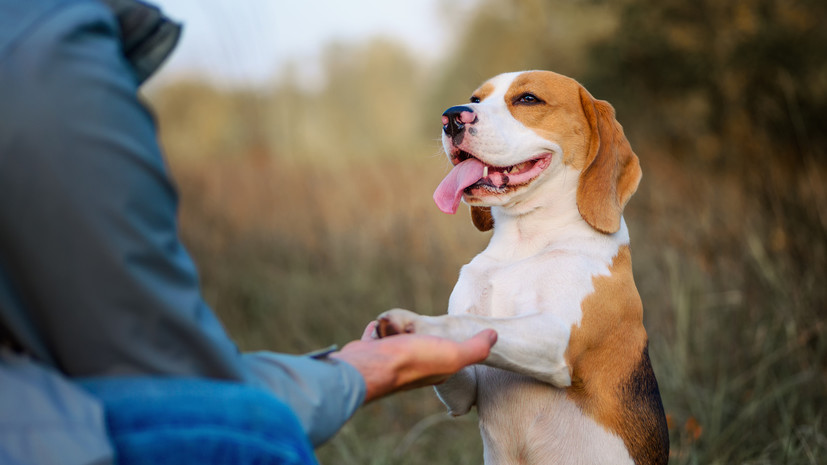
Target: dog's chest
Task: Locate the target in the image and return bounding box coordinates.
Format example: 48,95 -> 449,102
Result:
448,249 -> 610,323
448,258 -> 533,318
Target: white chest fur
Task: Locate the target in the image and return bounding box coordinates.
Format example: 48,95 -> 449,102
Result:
448,171 -> 631,327
443,175 -> 635,464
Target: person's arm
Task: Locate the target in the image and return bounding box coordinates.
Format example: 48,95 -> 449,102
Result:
244,323 -> 496,446
0,0 -> 496,449
0,0 -> 244,380
0,2 -> 376,446
331,321 -> 497,403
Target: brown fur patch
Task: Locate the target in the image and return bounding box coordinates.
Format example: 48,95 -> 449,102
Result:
470,206 -> 494,231
565,246 -> 669,465
472,82 -> 496,102
576,88 -> 642,234
503,71 -> 593,170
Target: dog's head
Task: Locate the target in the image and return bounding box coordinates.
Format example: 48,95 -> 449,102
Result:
433,70 -> 641,234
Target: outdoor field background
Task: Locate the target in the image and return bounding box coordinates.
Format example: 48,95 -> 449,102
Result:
147,0 -> 826,463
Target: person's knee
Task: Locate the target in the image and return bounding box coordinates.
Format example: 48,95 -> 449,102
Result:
79,377 -> 318,465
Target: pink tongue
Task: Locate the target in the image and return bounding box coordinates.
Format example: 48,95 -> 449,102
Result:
433,158 -> 486,214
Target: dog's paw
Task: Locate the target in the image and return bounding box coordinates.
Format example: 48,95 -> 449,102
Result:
434,369 -> 477,416
376,308 -> 421,338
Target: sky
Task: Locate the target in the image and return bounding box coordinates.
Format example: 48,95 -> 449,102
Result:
149,0 -> 475,88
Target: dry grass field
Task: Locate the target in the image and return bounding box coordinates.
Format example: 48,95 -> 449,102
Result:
148,0 -> 826,462
162,145 -> 825,465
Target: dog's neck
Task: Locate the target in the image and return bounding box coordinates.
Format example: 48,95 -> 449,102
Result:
483,166 -> 628,261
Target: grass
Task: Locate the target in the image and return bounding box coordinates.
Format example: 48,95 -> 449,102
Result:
143,0 -> 826,460
169,154 -> 491,463
164,140 -> 826,463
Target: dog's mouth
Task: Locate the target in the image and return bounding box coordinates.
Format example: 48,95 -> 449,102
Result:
434,150 -> 552,214
456,150 -> 552,191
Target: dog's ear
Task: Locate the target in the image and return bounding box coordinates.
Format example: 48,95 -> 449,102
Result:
471,206 -> 494,231
576,87 -> 642,234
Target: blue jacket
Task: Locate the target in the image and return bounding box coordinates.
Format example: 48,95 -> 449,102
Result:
0,0 -> 365,462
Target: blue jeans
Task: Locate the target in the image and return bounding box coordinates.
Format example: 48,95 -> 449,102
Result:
79,377 -> 319,465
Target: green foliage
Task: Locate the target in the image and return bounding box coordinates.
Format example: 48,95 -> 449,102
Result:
427,0 -> 616,112
587,0 -> 827,167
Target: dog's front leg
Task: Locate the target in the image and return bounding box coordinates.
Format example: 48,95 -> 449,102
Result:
374,309 -> 479,415
376,309 -> 572,387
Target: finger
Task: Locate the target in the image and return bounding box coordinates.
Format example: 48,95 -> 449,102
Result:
361,320 -> 378,341
455,329 -> 498,365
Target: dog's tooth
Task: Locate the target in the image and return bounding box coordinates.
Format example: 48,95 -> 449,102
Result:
483,166 -> 489,178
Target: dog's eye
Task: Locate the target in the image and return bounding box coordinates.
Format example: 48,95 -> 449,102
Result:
515,93 -> 543,105
470,96 -> 481,104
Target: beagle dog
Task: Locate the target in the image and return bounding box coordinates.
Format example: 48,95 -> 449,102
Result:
376,71 -> 669,464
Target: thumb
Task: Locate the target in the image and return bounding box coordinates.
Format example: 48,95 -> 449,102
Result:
361,320 -> 379,341
456,329 -> 497,364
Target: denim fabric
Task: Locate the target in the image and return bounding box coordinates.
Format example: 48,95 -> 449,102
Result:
79,377 -> 319,465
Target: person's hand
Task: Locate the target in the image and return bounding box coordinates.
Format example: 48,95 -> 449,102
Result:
330,321 -> 497,403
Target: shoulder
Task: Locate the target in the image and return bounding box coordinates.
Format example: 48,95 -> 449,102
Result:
0,0 -> 116,60
0,0 -> 131,153
0,0 -> 123,98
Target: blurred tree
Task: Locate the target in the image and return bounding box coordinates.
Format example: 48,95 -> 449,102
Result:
151,82 -> 237,159
585,0 -> 827,287
263,39 -> 428,163
586,0 -> 827,168
317,39 -> 426,160
427,0 -> 616,118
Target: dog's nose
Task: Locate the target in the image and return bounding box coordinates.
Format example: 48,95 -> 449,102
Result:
442,106 -> 476,141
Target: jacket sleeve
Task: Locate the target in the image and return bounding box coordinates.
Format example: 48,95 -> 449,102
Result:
244,352 -> 366,446
0,0 -> 363,446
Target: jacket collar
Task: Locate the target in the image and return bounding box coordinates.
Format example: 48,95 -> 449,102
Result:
100,0 -> 181,84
